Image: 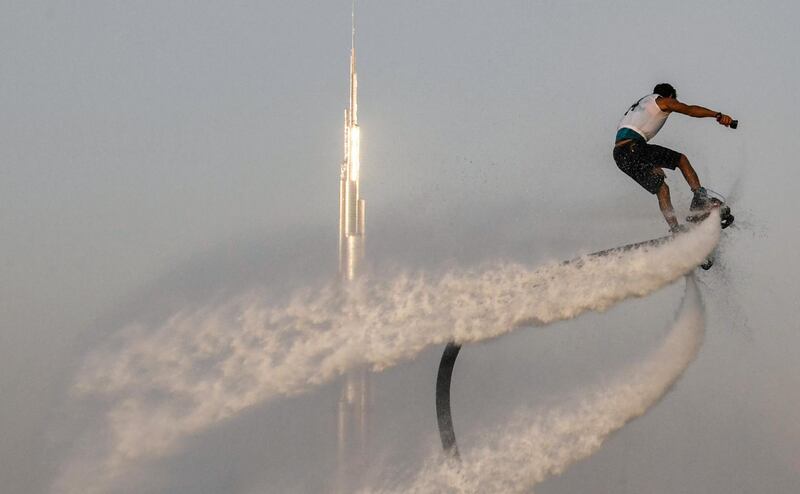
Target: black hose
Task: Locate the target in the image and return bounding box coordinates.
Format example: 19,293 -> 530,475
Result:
435,342 -> 462,459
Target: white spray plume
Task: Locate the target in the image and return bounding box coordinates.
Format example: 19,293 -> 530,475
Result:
369,275 -> 705,493
54,213 -> 719,493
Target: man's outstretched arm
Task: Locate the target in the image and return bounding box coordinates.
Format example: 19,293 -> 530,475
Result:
656,97 -> 734,126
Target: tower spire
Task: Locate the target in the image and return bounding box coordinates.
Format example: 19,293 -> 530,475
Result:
349,0 -> 357,128
351,0 -> 356,55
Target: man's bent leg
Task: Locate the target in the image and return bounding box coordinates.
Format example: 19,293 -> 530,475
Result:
656,182 -> 679,230
677,154 -> 701,191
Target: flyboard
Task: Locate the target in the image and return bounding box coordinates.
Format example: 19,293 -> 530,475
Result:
686,188 -> 734,269
434,203 -> 733,458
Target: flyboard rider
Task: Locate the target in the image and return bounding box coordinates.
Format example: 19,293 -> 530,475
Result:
613,83 -> 735,232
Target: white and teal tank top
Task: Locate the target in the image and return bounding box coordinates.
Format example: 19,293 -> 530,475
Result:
617,93 -> 670,142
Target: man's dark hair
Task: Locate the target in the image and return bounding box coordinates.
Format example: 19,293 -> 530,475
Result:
653,83 -> 677,98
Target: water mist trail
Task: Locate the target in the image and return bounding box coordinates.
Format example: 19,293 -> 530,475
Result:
54,213 -> 719,493
371,275 -> 705,493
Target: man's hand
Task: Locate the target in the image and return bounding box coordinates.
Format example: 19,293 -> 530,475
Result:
716,113 -> 734,127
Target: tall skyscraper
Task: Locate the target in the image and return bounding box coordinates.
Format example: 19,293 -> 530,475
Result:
338,5 -> 365,281
336,4 -> 369,492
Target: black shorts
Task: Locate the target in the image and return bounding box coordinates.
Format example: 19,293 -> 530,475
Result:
613,140 -> 682,194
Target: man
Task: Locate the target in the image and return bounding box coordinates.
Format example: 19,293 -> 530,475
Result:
613,83 -> 735,232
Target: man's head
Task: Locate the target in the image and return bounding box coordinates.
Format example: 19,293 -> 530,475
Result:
653,83 -> 677,99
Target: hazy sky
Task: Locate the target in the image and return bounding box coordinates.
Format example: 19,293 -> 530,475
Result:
2,1 -> 799,493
